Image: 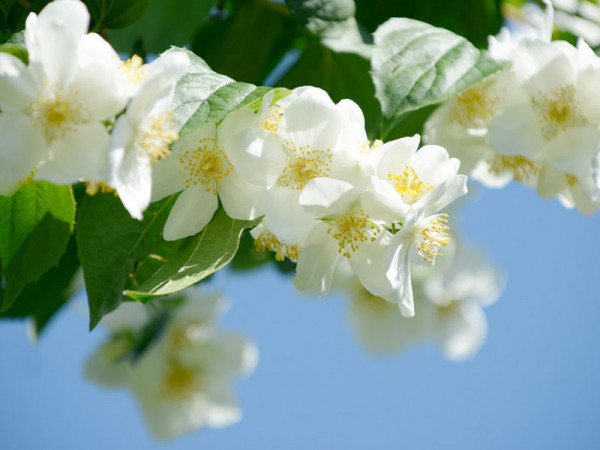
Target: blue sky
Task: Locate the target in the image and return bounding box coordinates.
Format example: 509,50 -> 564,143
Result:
1,180 -> 600,449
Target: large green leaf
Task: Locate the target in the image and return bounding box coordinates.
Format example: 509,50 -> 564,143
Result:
76,194 -> 179,330
278,40 -> 381,139
371,18 -> 507,138
354,0 -> 502,48
108,0 -> 215,54
0,182 -> 75,312
0,236 -> 80,337
166,47 -> 290,136
127,207 -> 259,301
191,0 -> 297,85
84,0 -> 150,31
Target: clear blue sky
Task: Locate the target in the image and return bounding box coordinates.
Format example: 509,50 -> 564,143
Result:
1,181 -> 600,449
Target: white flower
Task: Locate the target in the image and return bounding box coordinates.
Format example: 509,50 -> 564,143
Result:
346,241 -> 503,361
85,289 -> 257,440
223,87 -> 356,245
109,52 -> 188,220
152,121 -> 266,240
0,0 -> 128,189
487,37 -> 600,207
294,177 -> 395,300
130,328 -> 257,440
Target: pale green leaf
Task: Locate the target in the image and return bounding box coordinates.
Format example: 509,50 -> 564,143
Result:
127,207 -> 259,301
371,18 -> 507,137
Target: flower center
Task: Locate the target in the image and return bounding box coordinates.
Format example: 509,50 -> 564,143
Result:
388,165 -> 433,204
488,155 -> 540,181
437,300 -> 460,319
451,84 -> 498,128
138,112 -> 178,164
327,209 -> 380,258
178,136 -> 233,193
279,143 -> 332,190
168,321 -> 205,350
565,173 -> 578,187
120,55 -> 147,85
262,103 -> 284,134
413,214 -> 450,263
531,84 -> 588,141
31,82 -> 91,142
162,362 -> 200,399
254,229 -> 300,262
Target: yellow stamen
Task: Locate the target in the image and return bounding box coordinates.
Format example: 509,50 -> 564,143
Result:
162,362 -> 200,399
388,165 -> 433,204
178,136 -> 233,193
278,142 -> 332,190
254,229 -> 300,262
531,84 -> 587,141
327,209 -> 380,258
451,84 -> 498,128
413,214 -> 450,264
138,112 -> 178,163
488,155 -> 540,182
120,55 -> 147,85
31,81 -> 91,142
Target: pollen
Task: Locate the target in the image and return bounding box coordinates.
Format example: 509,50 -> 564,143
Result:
178,136 -> 233,193
531,84 -> 588,141
120,55 -> 147,85
254,229 -> 300,262
162,362 -> 200,399
262,104 -> 284,134
138,112 -> 179,164
327,209 -> 381,258
413,214 -> 450,264
566,174 -> 578,187
31,81 -> 91,142
451,84 -> 498,128
278,142 -> 332,190
85,181 -> 116,196
388,165 -> 433,204
488,155 -> 540,182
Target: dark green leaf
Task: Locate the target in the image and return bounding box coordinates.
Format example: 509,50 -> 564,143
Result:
84,0 -> 150,30
0,0 -> 17,16
371,18 -> 507,138
108,0 -> 215,54
127,207 -> 259,301
191,0 -> 297,85
0,236 -> 80,337
0,182 -> 75,311
355,0 -> 502,48
76,193 -> 179,330
278,41 -> 381,138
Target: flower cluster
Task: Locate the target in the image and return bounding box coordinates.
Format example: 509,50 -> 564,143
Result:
152,87 -> 468,317
424,1 -> 600,215
344,230 -> 504,360
86,289 -> 257,440
0,0 -> 188,219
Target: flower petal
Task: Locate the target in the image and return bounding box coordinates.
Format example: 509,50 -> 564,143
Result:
163,185 -> 218,241
218,170 -> 266,220
0,53 -> 37,111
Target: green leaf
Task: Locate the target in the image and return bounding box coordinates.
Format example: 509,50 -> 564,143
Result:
354,0 -> 502,48
165,48 -> 290,136
76,193 -> 179,330
0,0 -> 17,16
278,41 -> 381,138
0,41 -> 27,64
127,207 -> 259,302
286,0 -> 355,23
0,182 -> 75,312
108,0 -> 215,54
191,0 -> 297,85
84,0 -> 150,30
371,18 -> 507,138
0,236 -> 80,337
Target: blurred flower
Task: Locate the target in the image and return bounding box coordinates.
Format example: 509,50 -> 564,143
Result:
85,289 -> 257,440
